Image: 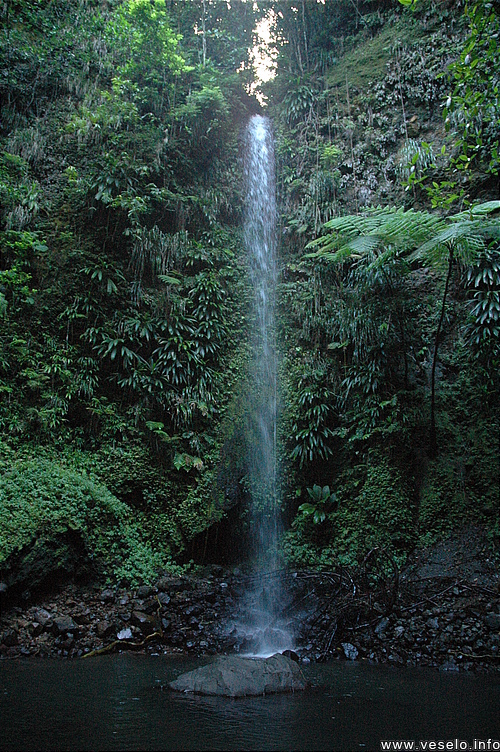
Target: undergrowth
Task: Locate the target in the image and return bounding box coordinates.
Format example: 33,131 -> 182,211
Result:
0,453 -> 183,585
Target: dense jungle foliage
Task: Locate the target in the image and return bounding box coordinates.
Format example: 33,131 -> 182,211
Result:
0,0 -> 498,588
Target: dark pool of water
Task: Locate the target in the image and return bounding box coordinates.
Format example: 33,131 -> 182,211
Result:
0,654 -> 498,751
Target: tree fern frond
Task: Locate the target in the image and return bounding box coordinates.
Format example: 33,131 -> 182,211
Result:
344,235 -> 382,256
382,211 -> 445,246
306,235 -> 341,254
451,200 -> 500,220
411,219 -> 498,265
309,207 -> 445,262
322,208 -> 398,237
308,204 -> 498,273
316,245 -> 359,265
368,245 -> 400,270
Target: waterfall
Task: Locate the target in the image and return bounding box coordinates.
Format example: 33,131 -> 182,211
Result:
234,114 -> 293,656
244,114 -> 279,568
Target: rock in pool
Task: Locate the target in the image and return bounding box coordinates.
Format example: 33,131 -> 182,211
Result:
169,653 -> 307,698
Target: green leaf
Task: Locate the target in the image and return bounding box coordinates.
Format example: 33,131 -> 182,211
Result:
298,502 -> 316,516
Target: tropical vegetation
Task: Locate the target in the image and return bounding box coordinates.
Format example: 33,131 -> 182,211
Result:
0,0 -> 498,587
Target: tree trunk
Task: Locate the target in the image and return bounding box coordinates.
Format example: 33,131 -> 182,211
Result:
202,0 -> 207,67
429,245 -> 454,456
301,0 -> 308,71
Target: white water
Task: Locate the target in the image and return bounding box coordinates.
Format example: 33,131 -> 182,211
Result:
236,114 -> 293,656
245,114 -> 278,567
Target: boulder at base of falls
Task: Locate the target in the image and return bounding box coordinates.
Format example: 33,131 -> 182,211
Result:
168,653 -> 307,698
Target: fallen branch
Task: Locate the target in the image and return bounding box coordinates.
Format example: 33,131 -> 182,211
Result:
400,580 -> 464,612
461,582 -> 498,597
82,630 -> 162,659
447,649 -> 500,662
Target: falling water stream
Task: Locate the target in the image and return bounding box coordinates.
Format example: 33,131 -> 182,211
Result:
244,114 -> 279,569
232,114 -> 293,655
1,117 -> 498,752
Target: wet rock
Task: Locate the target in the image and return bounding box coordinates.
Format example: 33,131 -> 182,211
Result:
33,608 -> 52,628
74,610 -> 91,626
1,629 -> 18,647
100,589 -> 115,603
139,598 -> 159,616
96,620 -> 115,638
484,614 -> 500,631
52,616 -> 79,636
169,654 -> 307,697
170,632 -> 185,646
156,576 -> 175,592
341,643 -> 358,660
375,617 -> 390,636
130,610 -> 156,636
117,627 -> 133,640
136,585 -> 156,599
388,653 -> 404,664
29,622 -> 43,637
0,524 -> 498,669
439,659 -> 459,672
157,576 -> 191,593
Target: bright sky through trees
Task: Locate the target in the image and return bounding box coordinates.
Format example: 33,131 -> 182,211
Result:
250,10 -> 277,104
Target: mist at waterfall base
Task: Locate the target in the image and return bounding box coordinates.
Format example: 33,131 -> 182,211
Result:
227,114 -> 293,657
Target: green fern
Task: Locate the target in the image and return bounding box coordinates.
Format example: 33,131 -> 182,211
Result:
307,206 -> 446,265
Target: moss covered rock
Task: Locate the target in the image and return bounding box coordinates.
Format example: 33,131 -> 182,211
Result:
0,458 -> 169,594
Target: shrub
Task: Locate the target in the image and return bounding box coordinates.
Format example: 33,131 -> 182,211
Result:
0,458 -> 172,585
283,455 -> 415,569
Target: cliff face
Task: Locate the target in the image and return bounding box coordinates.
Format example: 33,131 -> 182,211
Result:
272,3 -> 475,226
267,1 -> 499,569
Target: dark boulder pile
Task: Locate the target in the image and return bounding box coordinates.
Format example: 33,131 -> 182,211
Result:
0,573 -> 243,659
0,528 -> 499,673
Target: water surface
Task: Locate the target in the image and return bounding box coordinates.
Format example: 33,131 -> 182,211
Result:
1,654 -> 498,751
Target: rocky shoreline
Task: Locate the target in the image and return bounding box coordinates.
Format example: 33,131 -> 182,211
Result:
1,528 -> 499,673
